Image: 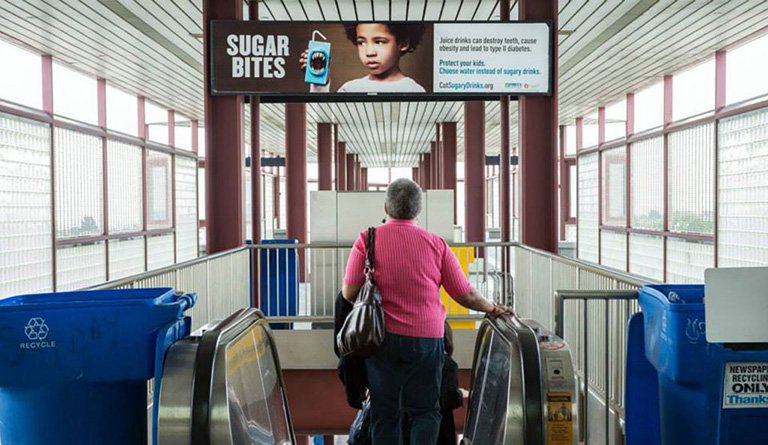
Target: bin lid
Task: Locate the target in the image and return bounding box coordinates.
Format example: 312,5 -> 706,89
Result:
0,288 -> 178,310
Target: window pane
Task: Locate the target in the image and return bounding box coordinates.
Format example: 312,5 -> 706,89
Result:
601,146 -> 626,226
605,99 -> 627,142
147,234 -> 174,270
582,112 -> 599,149
0,40 -> 42,110
174,114 -> 193,151
106,85 -> 138,136
108,237 -> 145,280
198,127 -> 206,158
668,124 -> 714,235
263,174 -> 274,239
601,230 -> 626,271
564,125 -> 576,155
0,113 -> 52,298
631,137 -> 664,230
108,140 -> 143,233
56,242 -> 106,290
55,128 -> 103,238
635,82 -> 664,133
718,108 -> 768,267
568,164 -> 576,218
146,101 -> 169,145
577,153 -> 599,262
628,233 -> 663,281
726,34 -> 768,105
391,167 -> 412,181
147,150 -> 172,230
673,58 -> 715,121
667,238 -> 713,283
53,63 -> 97,125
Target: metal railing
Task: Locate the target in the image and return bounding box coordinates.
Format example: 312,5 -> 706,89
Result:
511,243 -> 654,445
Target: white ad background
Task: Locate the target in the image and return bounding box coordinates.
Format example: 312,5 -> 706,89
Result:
433,22 -> 550,94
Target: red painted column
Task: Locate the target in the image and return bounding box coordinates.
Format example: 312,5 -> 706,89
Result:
423,153 -> 432,189
204,0 -> 243,254
436,123 -> 443,188
355,157 -> 363,190
361,167 -> 368,190
249,1 -> 262,307
346,153 -> 356,191
519,0 -> 558,253
317,123 -> 333,190
464,101 -> 486,243
442,122 -> 458,223
500,0 -> 512,244
337,140 -> 347,191
412,167 -> 419,184
430,142 -> 438,189
285,103 -> 307,282
418,156 -> 425,187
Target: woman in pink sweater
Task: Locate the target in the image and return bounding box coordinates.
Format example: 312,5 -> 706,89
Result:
343,178 -> 512,445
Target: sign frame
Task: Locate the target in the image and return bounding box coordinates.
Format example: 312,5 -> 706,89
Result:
208,20 -> 555,102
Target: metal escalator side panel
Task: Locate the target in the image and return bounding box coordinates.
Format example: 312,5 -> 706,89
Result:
158,338 -> 199,444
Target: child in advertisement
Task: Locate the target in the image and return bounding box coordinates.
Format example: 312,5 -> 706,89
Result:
300,23 -> 426,93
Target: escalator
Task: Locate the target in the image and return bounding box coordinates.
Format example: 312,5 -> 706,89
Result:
462,315 -> 578,445
157,308 -> 295,445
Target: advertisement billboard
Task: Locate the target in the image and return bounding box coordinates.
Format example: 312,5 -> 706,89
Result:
209,21 -> 552,101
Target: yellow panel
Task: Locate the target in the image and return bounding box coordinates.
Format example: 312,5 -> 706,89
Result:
442,247 -> 476,330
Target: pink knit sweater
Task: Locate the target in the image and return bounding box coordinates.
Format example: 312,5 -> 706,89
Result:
343,218 -> 472,338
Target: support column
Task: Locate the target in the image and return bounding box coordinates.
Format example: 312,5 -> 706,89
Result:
519,0 -> 558,253
361,167 -> 368,190
355,157 -> 363,190
337,140 -> 347,190
317,123 -> 333,190
346,153 -> 356,191
430,142 -> 438,189
285,103 -> 307,280
464,101 -> 486,244
418,156 -> 425,187
436,124 -> 442,188
442,122 -> 458,222
423,153 -> 432,189
249,0 -> 262,308
203,0 -> 243,254
500,0 -> 512,245
412,167 -> 419,185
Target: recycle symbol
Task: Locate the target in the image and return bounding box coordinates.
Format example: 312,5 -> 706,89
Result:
24,317 -> 49,341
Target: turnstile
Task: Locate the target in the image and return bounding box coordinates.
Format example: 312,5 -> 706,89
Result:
157,308 -> 295,445
462,315 -> 578,445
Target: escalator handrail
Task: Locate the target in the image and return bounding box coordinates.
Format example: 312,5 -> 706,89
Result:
189,307 -> 296,445
467,314 -> 544,445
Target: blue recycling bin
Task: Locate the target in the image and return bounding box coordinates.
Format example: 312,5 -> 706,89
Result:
0,288 -> 195,445
259,239 -> 299,328
625,284 -> 768,445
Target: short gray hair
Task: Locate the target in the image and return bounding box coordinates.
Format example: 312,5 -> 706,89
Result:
385,178 -> 423,220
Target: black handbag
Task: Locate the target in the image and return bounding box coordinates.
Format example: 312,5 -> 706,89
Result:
347,400 -> 372,445
336,227 -> 386,358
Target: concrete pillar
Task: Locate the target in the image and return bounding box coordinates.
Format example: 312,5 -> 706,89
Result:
285,103 -> 307,279
346,153 -> 356,191
203,0 -> 243,253
442,122 -> 458,223
337,140 -> 346,191
317,123 -> 333,190
464,101 -> 486,243
519,0 -> 558,252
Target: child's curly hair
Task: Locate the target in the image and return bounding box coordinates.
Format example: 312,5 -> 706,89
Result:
343,23 -> 426,53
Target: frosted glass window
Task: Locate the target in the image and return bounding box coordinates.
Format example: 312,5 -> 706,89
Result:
55,128 -> 103,238
634,82 -> 664,133
718,108 -> 768,267
726,34 -> 768,105
146,101 -> 169,145
673,58 -> 715,121
600,230 -> 627,271
198,127 -> 206,157
147,234 -> 174,270
568,165 -> 576,218
53,63 -> 97,125
0,113 -> 52,299
667,238 -> 713,283
108,141 -> 143,234
106,85 -> 138,136
56,242 -> 106,291
631,137 -> 664,230
605,99 -> 627,141
368,168 -> 389,184
628,233 -> 663,281
263,174 -> 274,239
578,153 -> 599,262
147,150 -> 172,229
0,40 -> 42,110
602,146 -> 627,226
582,112 -> 599,149
456,181 -> 465,236
564,125 -> 576,155
174,114 -> 193,151
391,167 -> 412,181
198,167 -> 206,224
279,176 -> 286,229
668,124 -> 714,235
108,237 -> 145,280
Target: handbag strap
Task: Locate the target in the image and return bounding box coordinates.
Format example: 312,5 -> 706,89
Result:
364,227 -> 375,278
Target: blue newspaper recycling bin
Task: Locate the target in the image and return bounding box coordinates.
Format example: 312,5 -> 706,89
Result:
260,239 -> 299,328
626,284 -> 768,445
0,288 -> 195,445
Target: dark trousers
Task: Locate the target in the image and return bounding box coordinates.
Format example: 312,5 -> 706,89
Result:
365,333 -> 444,445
